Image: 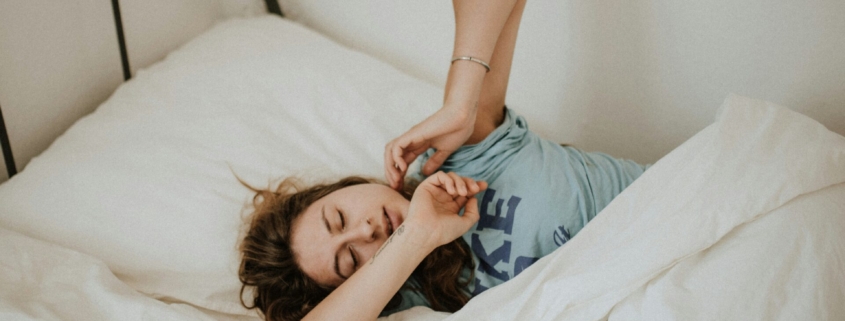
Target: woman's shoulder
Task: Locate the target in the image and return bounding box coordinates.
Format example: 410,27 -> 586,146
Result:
418,108 -> 541,179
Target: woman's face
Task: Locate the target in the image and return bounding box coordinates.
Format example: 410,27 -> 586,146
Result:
290,183 -> 409,287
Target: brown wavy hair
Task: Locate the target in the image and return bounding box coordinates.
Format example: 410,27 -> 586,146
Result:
238,176 -> 475,321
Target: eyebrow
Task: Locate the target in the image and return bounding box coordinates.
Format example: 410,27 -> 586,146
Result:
323,205 -> 347,280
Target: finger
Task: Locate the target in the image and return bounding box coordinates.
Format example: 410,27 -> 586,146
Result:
387,163 -> 403,190
447,172 -> 467,196
466,179 -> 488,196
403,151 -> 419,166
438,172 -> 456,195
395,176 -> 404,191
384,167 -> 392,189
422,150 -> 452,176
384,141 -> 399,188
465,180 -> 487,198
404,145 -> 429,165
404,138 -> 429,154
461,197 -> 481,225
477,181 -> 488,192
391,141 -> 409,173
463,178 -> 479,194
454,195 -> 468,207
461,176 -> 478,196
428,171 -> 456,195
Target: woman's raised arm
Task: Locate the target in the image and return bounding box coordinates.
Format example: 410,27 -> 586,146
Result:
385,0 -> 526,190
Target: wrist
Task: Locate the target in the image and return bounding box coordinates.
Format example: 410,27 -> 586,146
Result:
443,98 -> 482,114
397,222 -> 442,255
441,100 -> 477,123
443,61 -> 485,111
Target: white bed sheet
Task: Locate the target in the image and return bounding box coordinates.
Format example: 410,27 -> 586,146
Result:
1,14 -> 843,321
0,228 -> 250,321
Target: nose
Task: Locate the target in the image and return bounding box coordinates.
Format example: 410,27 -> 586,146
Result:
335,217 -> 385,265
341,217 -> 378,244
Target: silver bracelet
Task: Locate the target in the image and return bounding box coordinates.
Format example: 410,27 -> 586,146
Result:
451,56 -> 491,72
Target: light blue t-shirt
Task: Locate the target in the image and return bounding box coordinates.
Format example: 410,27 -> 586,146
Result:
383,108 -> 648,315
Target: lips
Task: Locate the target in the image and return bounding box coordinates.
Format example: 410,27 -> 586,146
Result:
383,207 -> 395,236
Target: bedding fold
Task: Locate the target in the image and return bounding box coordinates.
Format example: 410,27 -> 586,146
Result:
0,228 -> 249,321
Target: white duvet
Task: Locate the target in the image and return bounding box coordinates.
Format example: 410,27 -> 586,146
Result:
1,16 -> 844,321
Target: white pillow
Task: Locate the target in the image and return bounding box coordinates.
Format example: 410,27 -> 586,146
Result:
0,16 -> 440,315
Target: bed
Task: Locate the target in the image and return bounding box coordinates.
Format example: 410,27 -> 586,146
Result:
1,14 -> 844,321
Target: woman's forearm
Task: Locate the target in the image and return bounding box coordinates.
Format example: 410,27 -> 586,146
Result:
383,1 -> 523,184
444,0 -> 519,110
302,224 -> 434,321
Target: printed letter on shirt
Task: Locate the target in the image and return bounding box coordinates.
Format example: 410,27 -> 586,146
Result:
471,234 -> 511,282
476,189 -> 521,235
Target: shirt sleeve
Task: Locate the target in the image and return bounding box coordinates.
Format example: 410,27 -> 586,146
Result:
379,278 -> 431,317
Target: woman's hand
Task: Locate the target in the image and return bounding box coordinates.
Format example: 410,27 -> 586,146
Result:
385,105 -> 477,190
404,171 -> 487,249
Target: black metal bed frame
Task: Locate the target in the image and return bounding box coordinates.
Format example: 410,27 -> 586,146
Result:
0,1 -> 283,179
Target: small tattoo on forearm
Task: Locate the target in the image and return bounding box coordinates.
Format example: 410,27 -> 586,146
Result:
370,225 -> 405,264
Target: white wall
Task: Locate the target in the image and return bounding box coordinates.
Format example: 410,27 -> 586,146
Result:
121,0 -> 266,76
2,0 -> 841,184
0,0 -> 124,185
279,0 -> 845,164
0,0 -> 266,184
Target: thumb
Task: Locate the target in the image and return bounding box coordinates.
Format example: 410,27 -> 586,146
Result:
422,150 -> 452,175
461,197 -> 481,225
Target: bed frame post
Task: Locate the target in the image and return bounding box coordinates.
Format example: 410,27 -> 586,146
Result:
0,102 -> 16,178
265,0 -> 284,17
111,0 -> 132,81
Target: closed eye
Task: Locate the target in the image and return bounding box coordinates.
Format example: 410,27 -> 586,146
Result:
349,246 -> 358,270
338,209 -> 346,230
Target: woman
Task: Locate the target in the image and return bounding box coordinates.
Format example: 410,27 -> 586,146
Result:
238,0 -> 648,320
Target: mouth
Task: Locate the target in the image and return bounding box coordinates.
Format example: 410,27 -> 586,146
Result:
383,207 -> 395,236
